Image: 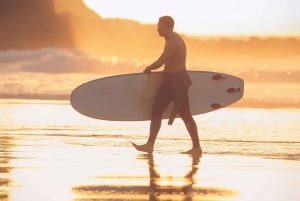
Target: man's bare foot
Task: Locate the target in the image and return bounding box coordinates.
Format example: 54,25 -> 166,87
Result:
131,142 -> 154,154
182,147 -> 202,156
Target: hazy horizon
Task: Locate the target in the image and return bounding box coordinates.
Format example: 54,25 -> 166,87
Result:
1,47 -> 300,108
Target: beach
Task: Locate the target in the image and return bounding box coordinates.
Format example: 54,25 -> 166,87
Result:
0,99 -> 299,201
1,0 -> 300,200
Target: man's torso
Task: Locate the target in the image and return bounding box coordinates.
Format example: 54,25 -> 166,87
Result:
163,33 -> 186,73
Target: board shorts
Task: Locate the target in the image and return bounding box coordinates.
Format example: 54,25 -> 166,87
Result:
151,71 -> 193,119
162,70 -> 192,89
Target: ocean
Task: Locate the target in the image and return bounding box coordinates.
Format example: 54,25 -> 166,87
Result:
0,99 -> 300,201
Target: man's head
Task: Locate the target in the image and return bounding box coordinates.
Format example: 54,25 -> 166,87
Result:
157,16 -> 174,37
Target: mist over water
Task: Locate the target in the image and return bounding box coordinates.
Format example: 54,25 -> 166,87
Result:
0,48 -> 299,108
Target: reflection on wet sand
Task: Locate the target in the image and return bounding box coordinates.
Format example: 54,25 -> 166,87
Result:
0,136 -> 14,201
147,153 -> 201,200
73,154 -> 236,201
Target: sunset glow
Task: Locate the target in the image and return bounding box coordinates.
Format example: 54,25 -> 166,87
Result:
0,1 -> 300,201
84,0 -> 300,35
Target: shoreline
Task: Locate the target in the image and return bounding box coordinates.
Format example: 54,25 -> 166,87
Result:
1,97 -> 300,110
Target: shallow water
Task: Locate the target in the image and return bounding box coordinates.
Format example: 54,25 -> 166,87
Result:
1,99 -> 299,160
0,99 -> 299,200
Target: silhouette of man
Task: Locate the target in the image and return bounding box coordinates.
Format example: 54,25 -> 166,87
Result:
132,16 -> 202,155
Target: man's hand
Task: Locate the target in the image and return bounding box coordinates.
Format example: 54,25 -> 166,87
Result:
143,66 -> 151,74
168,113 -> 176,125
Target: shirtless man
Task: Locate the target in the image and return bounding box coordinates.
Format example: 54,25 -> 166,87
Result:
132,16 -> 202,155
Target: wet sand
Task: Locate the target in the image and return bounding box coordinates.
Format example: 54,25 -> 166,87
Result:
0,142 -> 299,201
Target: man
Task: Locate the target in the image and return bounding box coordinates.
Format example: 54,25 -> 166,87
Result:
132,16 -> 202,155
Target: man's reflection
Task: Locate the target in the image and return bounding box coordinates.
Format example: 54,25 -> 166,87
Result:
141,153 -> 201,201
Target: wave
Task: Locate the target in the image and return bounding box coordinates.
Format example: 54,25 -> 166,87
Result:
1,48 -> 300,108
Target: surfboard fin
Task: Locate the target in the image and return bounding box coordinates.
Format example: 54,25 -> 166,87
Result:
211,103 -> 222,109
227,87 -> 241,93
212,74 -> 225,80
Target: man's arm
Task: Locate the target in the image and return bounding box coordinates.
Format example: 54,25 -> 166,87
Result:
143,41 -> 176,73
143,54 -> 166,73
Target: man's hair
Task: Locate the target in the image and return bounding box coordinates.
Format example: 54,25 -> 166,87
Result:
159,16 -> 174,29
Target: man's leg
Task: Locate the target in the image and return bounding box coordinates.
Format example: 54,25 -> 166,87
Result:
132,83 -> 173,153
178,95 -> 202,155
148,84 -> 173,143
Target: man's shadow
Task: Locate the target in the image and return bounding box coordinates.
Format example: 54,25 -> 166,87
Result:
139,153 -> 201,201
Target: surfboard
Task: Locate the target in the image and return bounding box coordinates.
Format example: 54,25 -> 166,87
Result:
70,71 -> 244,121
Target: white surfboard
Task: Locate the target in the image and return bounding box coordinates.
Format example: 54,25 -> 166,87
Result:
70,71 -> 244,121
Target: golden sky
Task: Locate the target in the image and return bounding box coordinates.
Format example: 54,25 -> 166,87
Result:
84,0 -> 300,35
